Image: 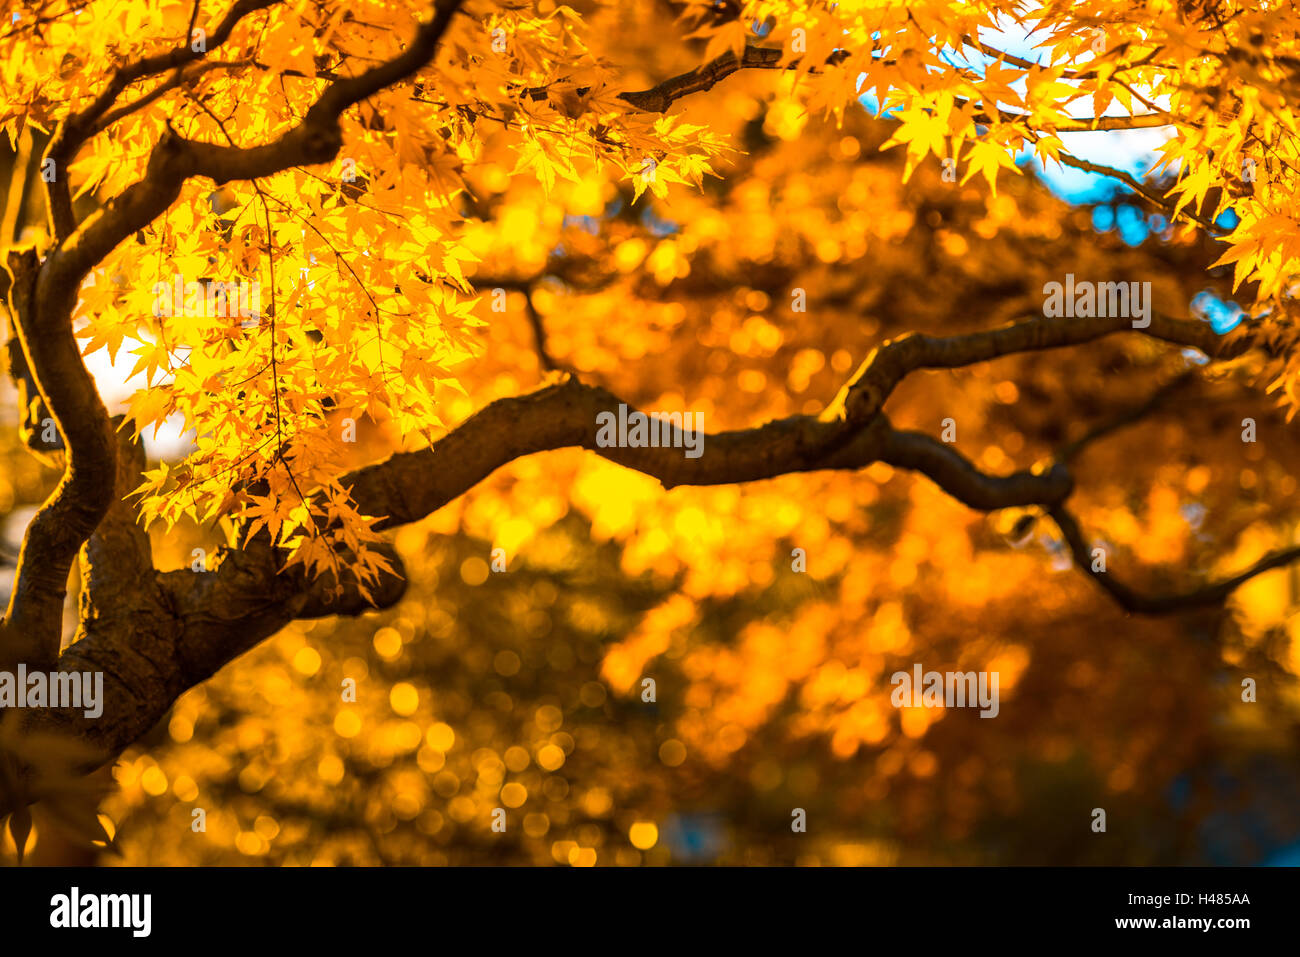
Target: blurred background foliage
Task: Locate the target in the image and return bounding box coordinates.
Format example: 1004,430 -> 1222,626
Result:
3,0 -> 1300,865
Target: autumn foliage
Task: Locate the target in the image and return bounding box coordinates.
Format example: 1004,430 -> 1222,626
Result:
1,0 -> 1300,865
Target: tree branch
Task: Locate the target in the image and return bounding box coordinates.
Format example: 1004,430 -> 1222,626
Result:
77,416 -> 158,623
1,246 -> 117,670
471,275 -> 567,373
1056,369 -> 1198,464
0,301 -> 1280,811
1049,504 -> 1300,615
825,311 -> 1251,438
49,0 -> 464,291
51,0 -> 283,162
1050,149 -> 1227,235
616,45 -> 846,113
613,42 -> 1172,133
0,0 -> 466,669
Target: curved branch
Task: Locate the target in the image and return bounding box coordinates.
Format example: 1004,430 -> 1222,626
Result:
471,276 -> 567,373
1051,150 -> 1226,235
337,377 -> 1069,530
7,343 -> 1265,793
41,0 -> 284,238
0,301 -> 1278,803
0,0 -> 466,669
614,42 -> 1174,135
89,59 -> 237,139
53,0 -> 283,158
826,311 -> 1253,433
50,0 -> 465,288
1049,504 -> 1300,614
881,429 -> 1072,510
617,45 -> 846,113
1056,370 -> 1197,464
1,247 -> 117,670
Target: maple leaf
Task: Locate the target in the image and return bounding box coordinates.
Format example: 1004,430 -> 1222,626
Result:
880,104 -> 952,181
960,138 -> 1023,194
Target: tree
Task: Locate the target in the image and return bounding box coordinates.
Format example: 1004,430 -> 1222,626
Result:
2,0 -> 1300,863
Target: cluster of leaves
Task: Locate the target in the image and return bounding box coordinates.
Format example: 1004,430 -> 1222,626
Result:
680,0 -> 1300,394
0,0 -> 728,591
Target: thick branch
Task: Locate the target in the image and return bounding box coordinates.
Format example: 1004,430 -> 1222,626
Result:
1,247 -> 117,670
339,377 -> 1068,533
1,127 -> 57,457
0,0 -> 465,667
881,429 -> 1072,510
0,305 -> 1280,811
78,416 -> 157,623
